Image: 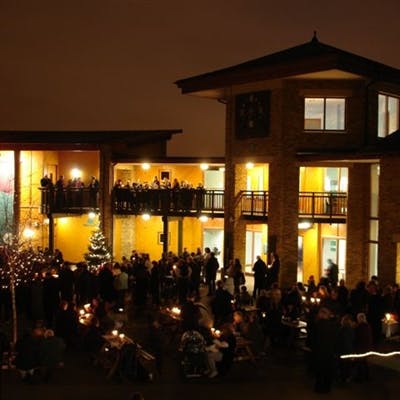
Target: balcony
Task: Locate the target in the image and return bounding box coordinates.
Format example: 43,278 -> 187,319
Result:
240,190 -> 347,223
39,188 -> 347,223
112,188 -> 225,218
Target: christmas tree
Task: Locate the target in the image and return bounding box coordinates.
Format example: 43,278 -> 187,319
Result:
84,229 -> 112,272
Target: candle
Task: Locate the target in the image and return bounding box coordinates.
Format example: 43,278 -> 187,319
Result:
112,330 -> 118,336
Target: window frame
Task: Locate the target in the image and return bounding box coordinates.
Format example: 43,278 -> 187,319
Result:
378,93 -> 400,138
304,96 -> 347,132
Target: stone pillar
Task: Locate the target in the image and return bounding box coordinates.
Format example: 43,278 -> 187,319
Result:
345,164 -> 370,287
268,159 -> 299,288
378,156 -> 400,286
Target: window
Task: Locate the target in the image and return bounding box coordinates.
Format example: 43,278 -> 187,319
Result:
378,93 -> 399,138
304,98 -> 345,131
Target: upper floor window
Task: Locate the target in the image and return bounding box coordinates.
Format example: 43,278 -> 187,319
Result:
304,98 -> 345,131
378,93 -> 399,138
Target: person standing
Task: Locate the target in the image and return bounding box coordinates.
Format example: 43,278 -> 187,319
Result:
326,258 -> 339,287
267,253 -> 280,289
205,252 -> 219,296
88,176 -> 99,208
252,256 -> 267,299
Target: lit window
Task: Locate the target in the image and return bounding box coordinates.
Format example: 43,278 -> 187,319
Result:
304,98 -> 345,131
378,94 -> 399,138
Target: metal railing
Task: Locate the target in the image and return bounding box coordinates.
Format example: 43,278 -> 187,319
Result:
39,187 -> 346,221
112,187 -> 224,216
240,190 -> 347,220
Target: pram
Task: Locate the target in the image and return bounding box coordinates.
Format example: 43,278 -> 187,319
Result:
179,330 -> 208,379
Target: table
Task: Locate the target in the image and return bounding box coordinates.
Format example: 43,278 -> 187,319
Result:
382,321 -> 400,338
281,318 -> 307,347
96,333 -> 155,380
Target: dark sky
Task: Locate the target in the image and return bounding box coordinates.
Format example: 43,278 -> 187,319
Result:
1,0 -> 399,157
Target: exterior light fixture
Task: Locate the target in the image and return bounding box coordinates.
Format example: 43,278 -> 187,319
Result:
298,221 -> 313,230
71,168 -> 81,178
142,213 -> 150,221
142,163 -> 150,170
246,162 -> 254,169
200,163 -> 209,171
199,215 -> 208,223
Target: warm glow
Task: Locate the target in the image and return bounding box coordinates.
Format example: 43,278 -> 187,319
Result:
142,213 -> 150,221
43,218 -> 49,225
112,330 -> 118,336
298,221 -> 313,230
23,227 -> 35,239
71,168 -> 81,179
199,215 -> 209,223
88,211 -> 96,219
246,162 -> 254,169
171,307 -> 181,315
219,167 -> 225,172
200,163 -> 209,171
142,163 -> 150,170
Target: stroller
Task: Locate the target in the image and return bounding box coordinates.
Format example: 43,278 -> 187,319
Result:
179,330 -> 208,379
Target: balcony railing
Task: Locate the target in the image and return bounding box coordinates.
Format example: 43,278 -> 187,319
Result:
39,187 -> 100,214
39,187 -> 347,222
240,190 -> 347,221
112,187 -> 224,217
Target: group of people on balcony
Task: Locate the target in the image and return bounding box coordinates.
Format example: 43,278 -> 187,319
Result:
40,174 -> 100,210
113,177 -> 206,213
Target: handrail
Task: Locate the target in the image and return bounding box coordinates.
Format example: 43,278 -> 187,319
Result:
38,187 -> 347,221
240,190 -> 347,219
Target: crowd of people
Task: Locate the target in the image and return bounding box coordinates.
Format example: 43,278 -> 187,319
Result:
112,177 -> 207,213
40,174 -> 100,209
1,246 -> 400,391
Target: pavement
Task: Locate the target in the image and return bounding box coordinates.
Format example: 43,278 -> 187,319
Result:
2,287 -> 400,400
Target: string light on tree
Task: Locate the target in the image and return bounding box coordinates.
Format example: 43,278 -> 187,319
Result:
84,229 -> 112,272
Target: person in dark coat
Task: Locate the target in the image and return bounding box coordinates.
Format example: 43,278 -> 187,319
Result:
354,312 -> 373,382
252,256 -> 267,298
204,252 -> 219,296
312,307 -> 339,393
39,329 -> 66,382
266,253 -> 280,289
15,328 -> 44,382
98,263 -> 116,304
43,272 -> 60,328
211,281 -> 234,327
58,263 -> 75,302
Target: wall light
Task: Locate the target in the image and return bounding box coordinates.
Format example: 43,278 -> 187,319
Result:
88,211 -> 96,219
298,221 -> 313,230
71,168 -> 81,179
142,213 -> 151,221
199,215 -> 209,223
142,163 -> 150,170
246,162 -> 254,169
200,163 -> 209,171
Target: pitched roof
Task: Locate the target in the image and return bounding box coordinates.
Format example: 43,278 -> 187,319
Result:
175,35 -> 400,95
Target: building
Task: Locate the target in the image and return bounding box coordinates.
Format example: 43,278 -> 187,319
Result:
175,34 -> 400,288
0,129 -> 228,265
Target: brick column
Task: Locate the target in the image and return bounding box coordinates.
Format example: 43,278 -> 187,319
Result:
99,145 -> 113,251
378,156 -> 400,286
268,159 -> 299,288
345,164 -> 370,287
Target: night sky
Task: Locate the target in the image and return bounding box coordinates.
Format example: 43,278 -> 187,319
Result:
0,0 -> 399,157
